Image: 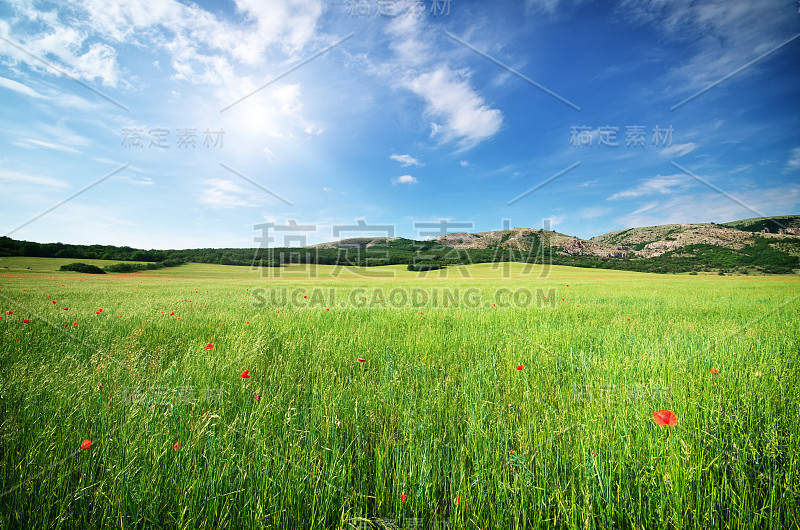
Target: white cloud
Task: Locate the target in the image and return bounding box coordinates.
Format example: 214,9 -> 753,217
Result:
615,186 -> 800,228
608,174 -> 692,200
0,76 -> 46,98
788,147 -> 800,169
659,142 -> 697,157
13,139 -> 81,154
0,169 -> 70,188
1,0 -> 327,91
197,178 -> 257,208
390,153 -> 423,167
392,174 -> 418,185
618,0 -> 794,97
406,67 -> 502,149
379,10 -> 503,150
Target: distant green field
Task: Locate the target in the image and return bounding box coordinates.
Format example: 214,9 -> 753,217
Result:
1,259 -> 798,528
0,256 -> 152,272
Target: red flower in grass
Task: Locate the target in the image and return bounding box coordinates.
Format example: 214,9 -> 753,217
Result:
401,493 -> 406,503
203,343 -> 214,350
455,494 -> 461,505
173,441 -> 181,451
169,312 -> 175,316
357,358 -> 366,362
653,409 -> 677,427
95,311 -> 101,315
241,370 -> 251,378
5,311 -> 12,315
73,322 -> 78,326
516,365 -> 523,370
80,439 -> 92,450
22,319 -> 29,323
710,368 -> 718,374
98,308 -> 103,312
52,301 -> 57,304
63,307 -> 68,310
254,395 -> 261,401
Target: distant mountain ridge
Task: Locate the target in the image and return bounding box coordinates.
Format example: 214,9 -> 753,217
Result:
305,215 -> 800,274
312,215 -> 800,258
2,215 -> 799,274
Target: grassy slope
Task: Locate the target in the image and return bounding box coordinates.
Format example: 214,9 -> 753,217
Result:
0,261 -> 798,528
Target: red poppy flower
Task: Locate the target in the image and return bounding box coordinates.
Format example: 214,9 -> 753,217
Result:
73,322 -> 78,326
710,368 -> 718,374
5,311 -> 11,315
456,494 -> 461,504
357,358 -> 366,362
627,318 -> 631,321
516,365 -> 523,370
169,312 -> 175,316
95,311 -> 101,315
63,307 -> 68,310
203,343 -> 214,350
401,494 -> 406,503
80,439 -> 92,450
241,370 -> 251,378
98,308 -> 103,312
173,441 -> 181,451
254,394 -> 261,401
22,319 -> 29,323
653,409 -> 677,427
52,300 -> 57,304
246,321 -> 250,324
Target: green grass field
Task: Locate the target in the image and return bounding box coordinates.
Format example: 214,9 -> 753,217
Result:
1,257 -> 798,529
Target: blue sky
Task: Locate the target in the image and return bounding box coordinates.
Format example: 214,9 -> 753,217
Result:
1,0 -> 798,249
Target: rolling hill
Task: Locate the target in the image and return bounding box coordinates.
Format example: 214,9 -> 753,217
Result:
2,215 -> 799,274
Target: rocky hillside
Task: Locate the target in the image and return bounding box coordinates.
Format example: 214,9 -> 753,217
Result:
421,218 -> 800,261
590,221 -> 799,258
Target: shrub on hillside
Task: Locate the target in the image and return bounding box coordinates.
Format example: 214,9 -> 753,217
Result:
59,262 -> 106,274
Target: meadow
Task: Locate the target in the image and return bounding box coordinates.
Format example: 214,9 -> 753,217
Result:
0,256 -> 798,529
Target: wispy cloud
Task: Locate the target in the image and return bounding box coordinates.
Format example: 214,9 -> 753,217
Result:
390,153 -> 423,167
0,76 -> 46,98
788,147 -> 800,169
608,175 -> 692,200
197,178 -> 257,208
406,67 -> 503,150
0,169 -> 70,189
659,142 -> 697,157
615,186 -> 800,228
13,139 -> 81,154
381,10 -> 503,150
